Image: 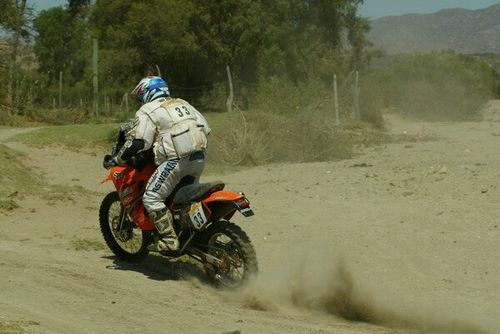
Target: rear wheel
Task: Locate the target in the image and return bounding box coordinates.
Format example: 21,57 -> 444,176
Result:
99,191 -> 150,262
200,221 -> 258,288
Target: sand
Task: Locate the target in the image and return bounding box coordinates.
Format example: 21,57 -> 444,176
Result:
0,102 -> 499,334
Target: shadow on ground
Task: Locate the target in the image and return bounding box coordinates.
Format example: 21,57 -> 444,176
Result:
102,254 -> 209,283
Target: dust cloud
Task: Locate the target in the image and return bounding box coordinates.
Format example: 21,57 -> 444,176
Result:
228,249 -> 494,334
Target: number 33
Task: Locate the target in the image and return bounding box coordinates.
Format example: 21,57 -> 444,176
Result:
175,106 -> 190,117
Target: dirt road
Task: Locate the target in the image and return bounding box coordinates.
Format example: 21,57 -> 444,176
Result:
1,103 -> 499,334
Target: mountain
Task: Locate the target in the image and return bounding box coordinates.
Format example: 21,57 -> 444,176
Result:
367,3 -> 500,54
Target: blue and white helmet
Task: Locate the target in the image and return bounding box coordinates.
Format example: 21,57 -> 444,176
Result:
131,76 -> 170,104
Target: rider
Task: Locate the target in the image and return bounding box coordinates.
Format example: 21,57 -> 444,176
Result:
104,76 -> 211,252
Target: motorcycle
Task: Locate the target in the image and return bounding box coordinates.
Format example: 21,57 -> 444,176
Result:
99,133 -> 258,288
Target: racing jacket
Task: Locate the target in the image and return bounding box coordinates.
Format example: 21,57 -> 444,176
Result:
117,97 -> 210,165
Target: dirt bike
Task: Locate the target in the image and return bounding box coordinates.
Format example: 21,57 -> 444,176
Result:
99,138 -> 257,288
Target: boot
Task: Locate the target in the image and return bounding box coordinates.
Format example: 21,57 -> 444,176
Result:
148,209 -> 180,252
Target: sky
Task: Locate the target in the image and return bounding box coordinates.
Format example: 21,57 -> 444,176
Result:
29,0 -> 500,18
29,0 -> 66,12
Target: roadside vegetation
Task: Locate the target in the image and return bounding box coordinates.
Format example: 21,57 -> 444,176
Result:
1,1 -> 500,169
10,111 -> 388,167
8,123 -> 117,152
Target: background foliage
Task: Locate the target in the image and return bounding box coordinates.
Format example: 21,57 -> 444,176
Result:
20,0 -> 367,115
0,0 -> 499,167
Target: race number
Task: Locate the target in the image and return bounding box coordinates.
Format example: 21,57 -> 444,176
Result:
165,102 -> 196,123
189,202 -> 207,229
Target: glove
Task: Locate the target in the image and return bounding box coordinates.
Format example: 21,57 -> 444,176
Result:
103,155 -> 118,169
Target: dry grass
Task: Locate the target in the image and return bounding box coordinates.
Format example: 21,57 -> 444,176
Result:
71,238 -> 106,251
0,199 -> 19,212
208,109 -> 387,167
6,108 -> 390,170
0,320 -> 40,334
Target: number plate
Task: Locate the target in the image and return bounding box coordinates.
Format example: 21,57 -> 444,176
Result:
188,202 -> 207,229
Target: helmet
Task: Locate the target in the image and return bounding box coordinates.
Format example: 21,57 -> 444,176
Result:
131,76 -> 170,104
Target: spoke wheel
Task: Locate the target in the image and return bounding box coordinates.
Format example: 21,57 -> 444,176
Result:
99,191 -> 150,262
201,221 -> 258,288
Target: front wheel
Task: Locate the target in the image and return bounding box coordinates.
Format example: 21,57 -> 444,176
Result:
99,191 -> 151,262
199,221 -> 258,288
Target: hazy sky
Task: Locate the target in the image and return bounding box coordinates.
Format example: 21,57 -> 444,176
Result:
30,0 -> 500,18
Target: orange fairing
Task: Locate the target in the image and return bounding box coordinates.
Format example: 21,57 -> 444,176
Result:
102,165 -> 157,231
203,190 -> 244,204
101,166 -> 127,184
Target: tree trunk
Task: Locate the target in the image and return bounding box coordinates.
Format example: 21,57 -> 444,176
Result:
7,0 -> 27,115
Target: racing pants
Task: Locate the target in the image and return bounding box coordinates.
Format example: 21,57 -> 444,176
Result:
143,151 -> 206,214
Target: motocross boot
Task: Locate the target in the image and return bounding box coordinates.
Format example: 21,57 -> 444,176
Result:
148,208 -> 180,252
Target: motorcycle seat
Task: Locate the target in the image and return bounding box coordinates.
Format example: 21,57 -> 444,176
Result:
172,181 -> 225,206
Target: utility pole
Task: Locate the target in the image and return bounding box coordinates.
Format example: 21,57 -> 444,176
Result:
92,38 -> 99,117
226,65 -> 234,112
58,70 -> 63,110
7,0 -> 28,115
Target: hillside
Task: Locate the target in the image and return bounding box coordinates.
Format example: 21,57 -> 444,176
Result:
368,3 -> 500,54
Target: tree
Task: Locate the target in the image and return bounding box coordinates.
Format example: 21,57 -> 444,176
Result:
34,6 -> 88,85
92,0 -> 202,93
0,0 -> 33,113
68,0 -> 90,17
31,0 -> 371,112
32,2 -> 93,109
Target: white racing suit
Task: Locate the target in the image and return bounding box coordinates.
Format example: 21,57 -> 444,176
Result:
121,97 -> 210,250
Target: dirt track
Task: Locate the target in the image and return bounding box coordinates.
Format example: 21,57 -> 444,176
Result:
1,103 -> 499,334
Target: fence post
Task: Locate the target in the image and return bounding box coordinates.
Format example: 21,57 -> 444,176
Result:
333,73 -> 340,125
226,65 -> 234,112
351,70 -> 359,120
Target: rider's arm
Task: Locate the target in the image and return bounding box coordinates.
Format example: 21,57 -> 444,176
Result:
113,112 -> 156,165
115,139 -> 146,163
